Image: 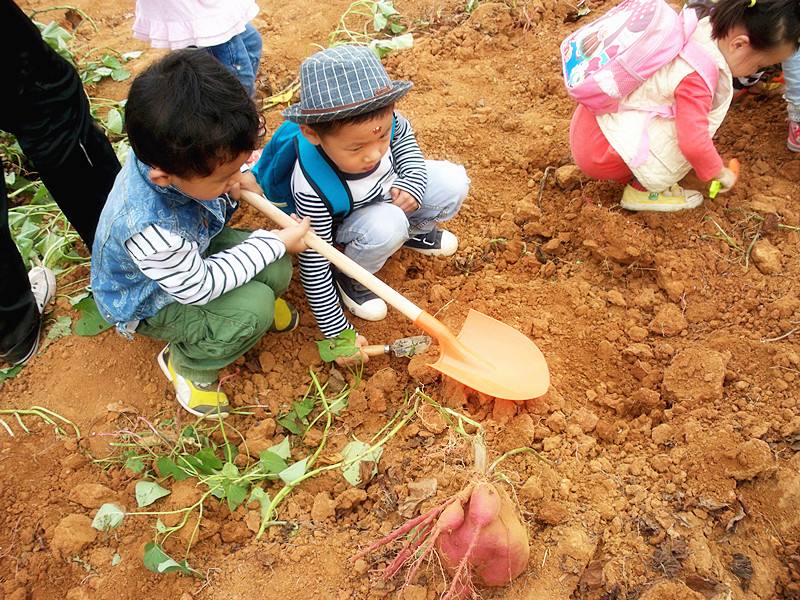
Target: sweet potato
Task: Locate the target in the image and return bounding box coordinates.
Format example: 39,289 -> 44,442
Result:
437,482 -> 529,589
354,479 -> 530,599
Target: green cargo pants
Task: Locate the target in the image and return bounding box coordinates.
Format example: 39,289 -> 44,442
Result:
137,228 -> 292,383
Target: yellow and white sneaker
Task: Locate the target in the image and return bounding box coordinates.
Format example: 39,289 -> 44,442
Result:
270,298 -> 300,333
157,347 -> 230,419
620,184 -> 704,212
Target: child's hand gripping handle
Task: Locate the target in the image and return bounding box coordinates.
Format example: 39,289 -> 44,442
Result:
239,190 -> 424,323
709,159 -> 741,198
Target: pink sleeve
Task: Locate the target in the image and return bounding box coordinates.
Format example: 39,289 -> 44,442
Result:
674,72 -> 724,182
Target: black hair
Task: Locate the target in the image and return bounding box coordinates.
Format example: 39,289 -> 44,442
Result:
699,0 -> 800,50
125,49 -> 262,178
308,103 -> 395,137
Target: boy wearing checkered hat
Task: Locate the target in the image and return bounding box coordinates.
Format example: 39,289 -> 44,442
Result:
284,45 -> 469,353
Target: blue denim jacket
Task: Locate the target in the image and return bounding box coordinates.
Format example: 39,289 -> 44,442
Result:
91,150 -> 235,331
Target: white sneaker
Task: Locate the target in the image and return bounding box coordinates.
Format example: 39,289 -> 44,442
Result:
333,271 -> 387,321
404,227 -> 459,256
29,266 -> 56,314
620,184 -> 704,212
8,267 -> 57,366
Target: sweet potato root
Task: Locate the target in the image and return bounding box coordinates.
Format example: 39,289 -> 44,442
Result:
354,480 -> 530,599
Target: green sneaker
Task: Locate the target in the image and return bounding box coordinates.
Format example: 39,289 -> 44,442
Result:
157,346 -> 230,419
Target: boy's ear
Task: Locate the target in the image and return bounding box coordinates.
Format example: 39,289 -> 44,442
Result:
299,124 -> 323,146
148,167 -> 173,187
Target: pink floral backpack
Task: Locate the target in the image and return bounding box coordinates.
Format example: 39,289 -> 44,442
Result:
561,0 -> 720,166
561,0 -> 718,115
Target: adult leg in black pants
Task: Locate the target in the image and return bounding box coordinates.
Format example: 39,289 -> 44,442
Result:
0,0 -> 121,365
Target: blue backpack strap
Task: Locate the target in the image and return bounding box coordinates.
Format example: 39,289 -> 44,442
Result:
293,114 -> 397,218
295,135 -> 353,218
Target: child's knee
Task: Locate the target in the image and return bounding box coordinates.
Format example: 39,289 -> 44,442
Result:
254,254 -> 293,296
271,254 -> 293,295
446,163 -> 471,202
427,161 -> 470,209
238,285 -> 277,338
364,204 -> 409,248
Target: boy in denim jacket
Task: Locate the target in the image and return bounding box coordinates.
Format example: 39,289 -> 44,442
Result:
91,50 -> 308,417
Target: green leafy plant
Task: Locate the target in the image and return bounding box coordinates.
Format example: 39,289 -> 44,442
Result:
330,0 -> 414,57
91,370 -> 387,573
143,542 -> 200,576
316,329 -> 359,363
7,199 -> 85,272
73,295 -> 113,336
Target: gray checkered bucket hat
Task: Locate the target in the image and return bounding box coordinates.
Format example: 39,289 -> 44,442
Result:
283,45 -> 413,124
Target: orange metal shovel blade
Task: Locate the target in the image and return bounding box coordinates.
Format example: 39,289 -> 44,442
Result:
414,310 -> 550,401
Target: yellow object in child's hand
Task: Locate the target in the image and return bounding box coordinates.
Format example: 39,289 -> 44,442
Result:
709,158 -> 741,199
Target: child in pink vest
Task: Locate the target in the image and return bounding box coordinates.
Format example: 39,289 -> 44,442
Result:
133,0 -> 261,97
571,0 -> 800,212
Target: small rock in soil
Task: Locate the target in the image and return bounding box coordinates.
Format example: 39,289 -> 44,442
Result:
407,353 -> 437,385
536,500 -> 568,525
750,239 -> 783,274
606,289 -> 627,307
649,304 -> 687,337
663,347 -> 728,403
627,325 -> 649,341
258,351 -> 275,373
244,418 -> 276,456
555,164 -> 582,190
417,403 -> 446,434
651,423 -> 675,446
334,489 -> 367,511
520,476 -> 545,503
353,558 -> 369,575
725,438 -> 775,480
51,514 -> 97,558
220,520 -> 250,544
570,408 -> 599,433
68,483 -> 117,509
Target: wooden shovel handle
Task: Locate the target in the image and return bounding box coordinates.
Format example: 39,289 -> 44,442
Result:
363,345 -> 388,357
240,191 -> 423,322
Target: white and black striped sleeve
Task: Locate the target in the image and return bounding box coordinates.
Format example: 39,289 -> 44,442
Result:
390,112 -> 428,204
124,225 -> 286,306
293,186 -> 353,338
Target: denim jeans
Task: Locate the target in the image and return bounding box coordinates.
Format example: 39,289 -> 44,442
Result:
205,23 -> 262,97
334,160 -> 470,273
784,51 -> 800,121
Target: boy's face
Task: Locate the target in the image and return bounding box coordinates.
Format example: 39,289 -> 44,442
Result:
150,152 -> 250,201
301,111 -> 394,175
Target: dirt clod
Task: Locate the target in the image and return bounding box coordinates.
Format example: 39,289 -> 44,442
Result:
751,239 -> 783,274
51,514 -> 97,558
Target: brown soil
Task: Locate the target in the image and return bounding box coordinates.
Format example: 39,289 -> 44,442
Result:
3,0 -> 800,599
